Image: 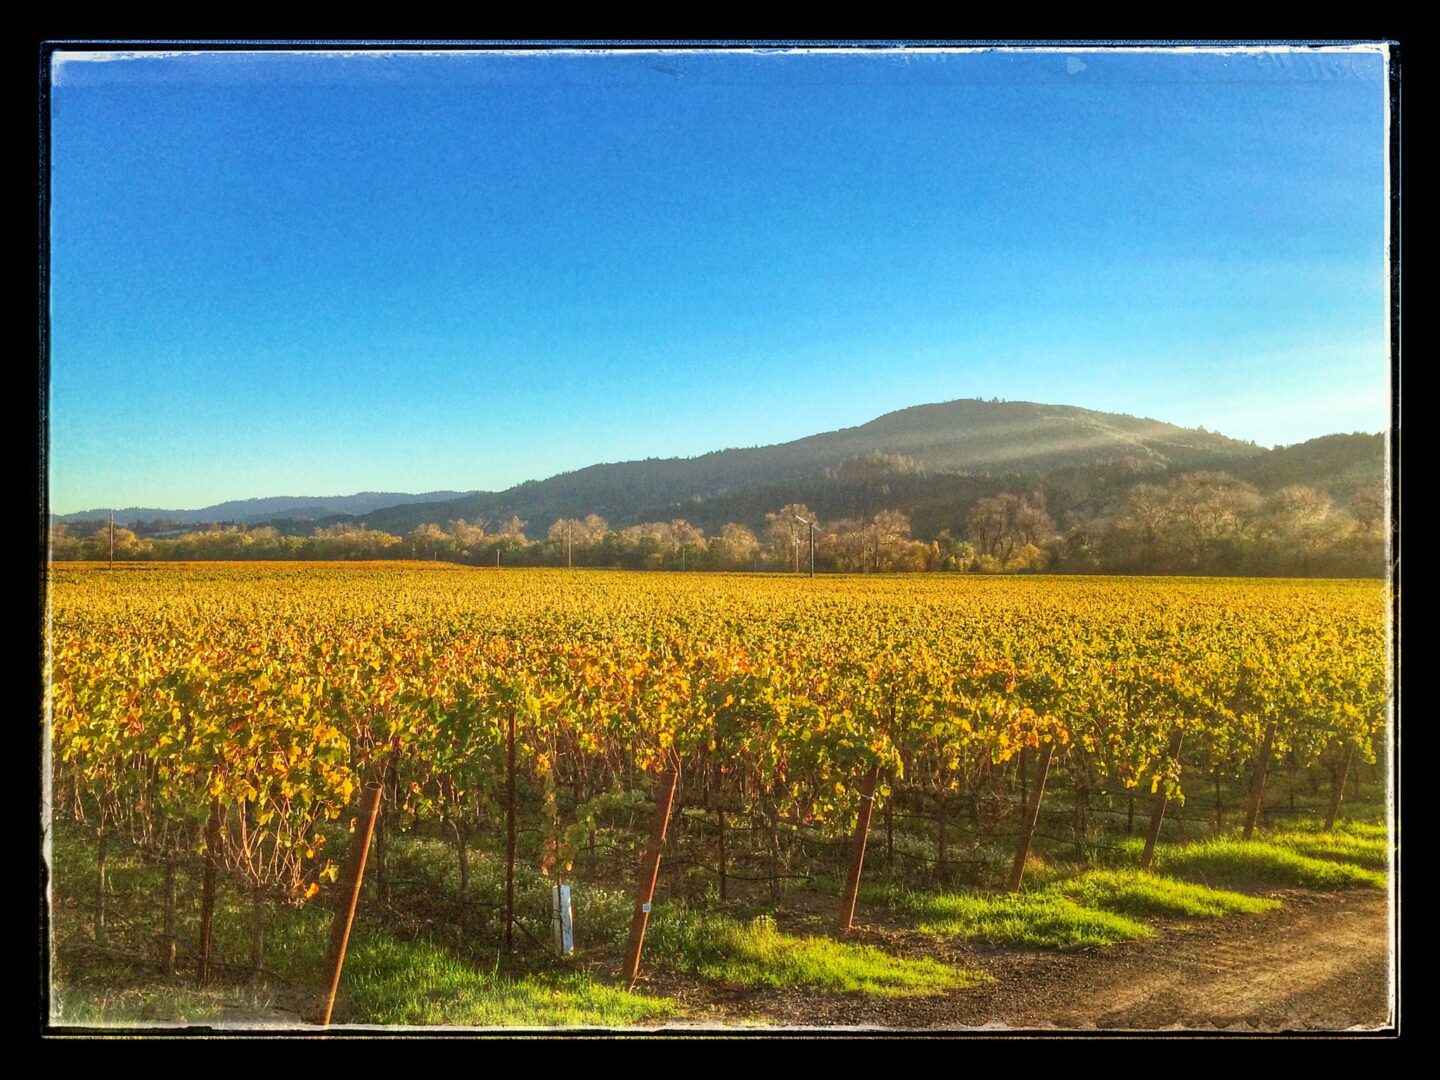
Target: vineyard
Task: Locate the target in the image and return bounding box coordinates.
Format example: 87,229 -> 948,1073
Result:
44,563 -> 1392,1028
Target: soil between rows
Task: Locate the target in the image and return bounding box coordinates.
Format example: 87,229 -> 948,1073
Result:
636,887 -> 1393,1032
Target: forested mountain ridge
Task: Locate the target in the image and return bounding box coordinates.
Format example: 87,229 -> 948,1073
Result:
57,401 -> 1382,555
344,399 -> 1264,535
1224,433 -> 1384,500
589,431 -> 1383,543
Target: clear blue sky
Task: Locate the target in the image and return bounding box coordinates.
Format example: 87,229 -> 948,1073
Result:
49,47 -> 1390,514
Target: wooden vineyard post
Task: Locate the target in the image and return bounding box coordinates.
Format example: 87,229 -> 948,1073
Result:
374,757 -> 398,909
713,761 -> 727,903
1140,728 -> 1185,871
95,825 -> 107,947
885,777 -> 895,869
622,755 -> 681,988
1243,719 -> 1278,840
250,884 -> 266,980
373,797 -> 388,908
162,857 -> 178,974
505,707 -> 517,954
319,782 -> 384,1027
717,802 -> 728,903
767,802 -> 782,903
837,762 -> 881,932
1325,741 -> 1358,832
1007,742 -> 1054,892
446,815 -> 470,936
935,789 -> 948,883
196,797 -> 222,986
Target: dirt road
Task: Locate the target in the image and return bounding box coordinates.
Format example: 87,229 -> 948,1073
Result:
667,888 -> 1394,1032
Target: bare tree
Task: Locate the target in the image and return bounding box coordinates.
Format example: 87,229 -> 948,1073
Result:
966,493 -> 1054,565
1165,472 -> 1260,570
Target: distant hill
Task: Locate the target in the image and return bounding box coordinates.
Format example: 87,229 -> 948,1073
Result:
1225,433 -> 1384,504
57,491 -> 473,527
351,399 -> 1263,535
534,432 -> 1384,542
59,402 -> 1384,543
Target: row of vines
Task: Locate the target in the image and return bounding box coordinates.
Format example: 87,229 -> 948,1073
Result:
46,564 -> 1390,985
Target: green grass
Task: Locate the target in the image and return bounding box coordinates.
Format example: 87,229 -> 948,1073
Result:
52,926 -> 677,1029
1266,829 -> 1391,870
1141,837 -> 1387,889
893,889 -> 1153,948
50,983 -> 242,1027
1045,869 -> 1281,918
564,880 -> 981,998
646,912 -> 983,996
338,931 -> 677,1027
579,882 -> 987,998
1329,820 -> 1390,838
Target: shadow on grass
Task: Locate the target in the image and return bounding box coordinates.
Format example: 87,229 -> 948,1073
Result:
1113,836 -> 1387,890
1044,869 -> 1281,918
1265,829 -> 1391,871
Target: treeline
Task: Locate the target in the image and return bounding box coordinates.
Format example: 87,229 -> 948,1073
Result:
1043,471 -> 1386,576
50,469 -> 1385,577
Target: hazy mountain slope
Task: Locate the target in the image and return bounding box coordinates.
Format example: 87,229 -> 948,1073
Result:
58,491 -> 474,527
355,399 -> 1261,535
1224,433 -> 1385,505
620,433 -> 1387,542
63,399 -> 1345,538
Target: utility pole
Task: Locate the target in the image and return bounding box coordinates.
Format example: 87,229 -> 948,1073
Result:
109,511 -> 115,570
794,515 -> 817,578
567,522 -> 572,569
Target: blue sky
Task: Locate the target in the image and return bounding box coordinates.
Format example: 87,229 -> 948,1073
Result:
48,47 -> 1390,513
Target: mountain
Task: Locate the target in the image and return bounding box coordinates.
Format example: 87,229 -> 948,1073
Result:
57,491 -> 473,527
55,401 -> 1384,545
342,399 -> 1264,535
563,432 -> 1383,542
1225,433 -> 1384,504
